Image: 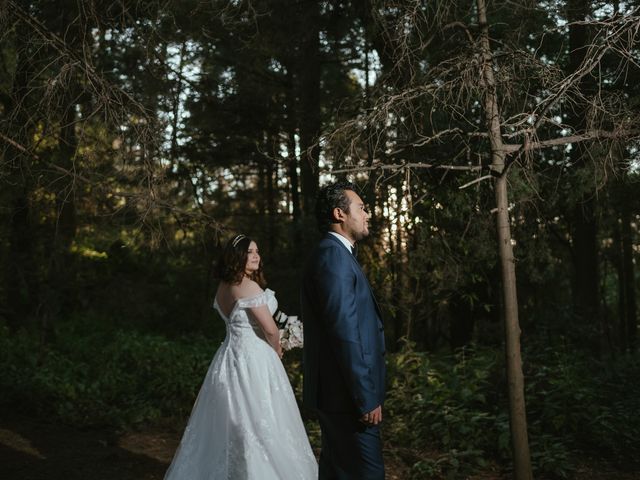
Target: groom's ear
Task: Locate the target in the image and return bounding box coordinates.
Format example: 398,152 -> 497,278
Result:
332,207 -> 345,223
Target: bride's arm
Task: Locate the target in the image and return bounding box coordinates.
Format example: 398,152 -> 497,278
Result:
249,305 -> 283,358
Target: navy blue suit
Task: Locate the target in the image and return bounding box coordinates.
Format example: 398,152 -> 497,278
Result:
301,233 -> 386,479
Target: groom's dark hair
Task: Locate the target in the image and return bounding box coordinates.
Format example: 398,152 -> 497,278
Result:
315,181 -> 356,232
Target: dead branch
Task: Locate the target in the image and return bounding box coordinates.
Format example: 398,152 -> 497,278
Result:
331,161 -> 483,175
322,3 -> 640,187
502,128 -> 640,153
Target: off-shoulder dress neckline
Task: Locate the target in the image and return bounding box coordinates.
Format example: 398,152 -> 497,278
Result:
214,288 -> 274,319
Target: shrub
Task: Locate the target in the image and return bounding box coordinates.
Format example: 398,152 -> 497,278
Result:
385,342 -> 510,478
1,322 -> 638,478
384,340 -> 640,478
0,320 -> 215,428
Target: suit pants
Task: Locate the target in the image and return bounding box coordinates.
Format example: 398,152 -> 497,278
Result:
317,411 -> 384,480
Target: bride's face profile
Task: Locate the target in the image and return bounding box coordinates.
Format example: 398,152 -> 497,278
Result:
245,241 -> 260,275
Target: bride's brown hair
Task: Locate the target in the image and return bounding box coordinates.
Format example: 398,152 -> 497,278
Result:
215,234 -> 266,287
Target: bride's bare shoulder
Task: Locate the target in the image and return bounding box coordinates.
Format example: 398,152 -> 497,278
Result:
231,277 -> 263,298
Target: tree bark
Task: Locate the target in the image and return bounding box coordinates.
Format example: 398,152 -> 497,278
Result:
613,219 -> 627,351
285,66 -> 301,225
265,141 -> 276,254
567,0 -> 602,351
477,0 -> 533,478
621,203 -> 637,351
45,92 -> 79,329
40,63 -> 80,342
394,175 -> 407,348
288,131 -> 301,222
296,0 -> 321,216
3,24 -> 38,330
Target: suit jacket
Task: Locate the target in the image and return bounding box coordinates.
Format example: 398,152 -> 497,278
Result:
301,233 -> 386,415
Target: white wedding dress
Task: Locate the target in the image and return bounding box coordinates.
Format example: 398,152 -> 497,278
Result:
164,288 -> 318,480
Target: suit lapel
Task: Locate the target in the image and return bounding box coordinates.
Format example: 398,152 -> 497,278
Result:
324,234 -> 384,322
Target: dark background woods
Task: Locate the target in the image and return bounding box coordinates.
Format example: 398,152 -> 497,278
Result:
1,1 -> 640,479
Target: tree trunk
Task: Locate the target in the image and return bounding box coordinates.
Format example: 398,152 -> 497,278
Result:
383,186 -> 402,347
613,219 -> 627,351
170,41 -> 187,163
493,175 -> 532,480
257,160 -> 266,218
281,60 -> 304,252
265,142 -> 276,254
6,194 -> 37,327
477,0 -> 533,478
40,76 -> 80,342
296,0 -> 321,216
288,131 -> 301,224
3,26 -> 38,330
621,203 -> 637,351
571,197 -> 601,344
567,0 -> 602,351
284,65 -> 301,226
394,175 -> 407,348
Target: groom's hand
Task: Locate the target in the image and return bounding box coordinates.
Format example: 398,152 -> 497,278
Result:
361,405 -> 382,426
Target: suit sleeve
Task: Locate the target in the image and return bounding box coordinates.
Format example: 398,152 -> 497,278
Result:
314,246 -> 378,415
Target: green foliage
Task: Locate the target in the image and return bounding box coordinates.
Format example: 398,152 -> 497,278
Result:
385,341 -> 640,479
385,342 -> 510,478
0,314 -> 307,429
2,322 -> 640,477
0,319 -> 214,428
524,345 -> 640,465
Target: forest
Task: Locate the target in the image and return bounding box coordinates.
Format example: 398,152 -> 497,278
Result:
1,0 -> 639,479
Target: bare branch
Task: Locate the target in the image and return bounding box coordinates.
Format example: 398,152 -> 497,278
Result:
502,129 -> 640,153
458,174 -> 493,190
323,3 -> 640,188
0,133 -> 37,158
330,161 -> 483,175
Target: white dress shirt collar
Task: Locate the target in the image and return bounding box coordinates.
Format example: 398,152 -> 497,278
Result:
329,231 -> 354,253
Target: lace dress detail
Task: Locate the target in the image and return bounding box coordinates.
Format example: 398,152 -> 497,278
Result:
164,289 -> 318,480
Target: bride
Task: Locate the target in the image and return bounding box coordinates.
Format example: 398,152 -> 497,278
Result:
164,234 -> 318,479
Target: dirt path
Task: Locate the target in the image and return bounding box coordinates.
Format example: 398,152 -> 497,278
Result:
0,414 -> 170,480
0,413 -> 431,480
0,413 -> 637,479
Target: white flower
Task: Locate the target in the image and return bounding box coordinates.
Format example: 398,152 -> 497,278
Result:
278,314 -> 304,350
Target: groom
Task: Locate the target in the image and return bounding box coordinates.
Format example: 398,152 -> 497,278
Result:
301,181 -> 386,479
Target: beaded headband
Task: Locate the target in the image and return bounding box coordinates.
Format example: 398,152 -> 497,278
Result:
231,234 -> 247,247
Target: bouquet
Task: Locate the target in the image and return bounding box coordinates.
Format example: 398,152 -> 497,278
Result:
274,310 -> 304,350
